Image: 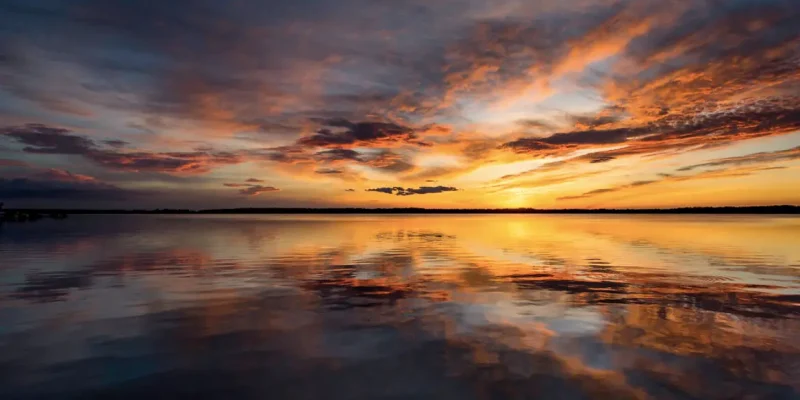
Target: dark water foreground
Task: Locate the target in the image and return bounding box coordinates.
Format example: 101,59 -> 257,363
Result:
1,214 -> 799,399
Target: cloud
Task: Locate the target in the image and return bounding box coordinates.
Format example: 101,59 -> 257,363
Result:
557,157 -> 795,201
102,139 -> 128,148
245,178 -> 265,183
314,148 -> 363,162
516,119 -> 557,131
272,146 -> 414,175
367,187 -> 395,195
567,111 -> 625,130
0,176 -> 132,201
250,146 -> 310,164
1,124 -> 95,154
1,0 -> 799,207
239,185 -> 279,196
361,150 -> 416,173
315,168 -> 344,174
223,180 -> 279,196
491,169 -> 610,194
488,0 -> 800,165
89,150 -> 244,174
2,124 -> 245,174
366,186 -> 458,196
298,119 -> 420,148
36,168 -> 98,183
0,158 -> 29,167
500,138 -> 569,156
501,104 -> 800,164
676,146 -> 800,172
589,155 -> 616,163
0,160 -> 141,202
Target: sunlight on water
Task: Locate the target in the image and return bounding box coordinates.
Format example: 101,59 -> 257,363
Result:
1,214 -> 799,399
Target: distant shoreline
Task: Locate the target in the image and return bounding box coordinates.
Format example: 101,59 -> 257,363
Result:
4,205 -> 799,215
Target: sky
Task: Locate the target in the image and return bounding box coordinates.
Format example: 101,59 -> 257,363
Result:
0,0 -> 798,209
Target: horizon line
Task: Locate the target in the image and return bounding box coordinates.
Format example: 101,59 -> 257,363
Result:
4,205 -> 799,214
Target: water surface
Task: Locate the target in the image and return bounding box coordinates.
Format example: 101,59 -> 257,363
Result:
1,214 -> 799,399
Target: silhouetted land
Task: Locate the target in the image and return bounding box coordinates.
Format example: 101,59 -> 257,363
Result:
3,205 -> 799,215
1,210 -> 67,222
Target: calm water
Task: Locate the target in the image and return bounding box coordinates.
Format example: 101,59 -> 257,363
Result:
1,214 -> 799,399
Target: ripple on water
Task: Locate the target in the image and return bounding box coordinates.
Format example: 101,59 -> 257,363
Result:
1,214 -> 799,399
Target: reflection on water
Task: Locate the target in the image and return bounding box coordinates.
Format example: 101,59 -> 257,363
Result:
1,214 -> 799,399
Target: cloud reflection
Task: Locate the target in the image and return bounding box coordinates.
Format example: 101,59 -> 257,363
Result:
1,215 -> 799,397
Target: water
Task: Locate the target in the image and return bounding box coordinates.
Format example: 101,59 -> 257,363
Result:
1,214 -> 799,399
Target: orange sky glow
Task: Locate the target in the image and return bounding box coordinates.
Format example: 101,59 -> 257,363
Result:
1,0 -> 798,208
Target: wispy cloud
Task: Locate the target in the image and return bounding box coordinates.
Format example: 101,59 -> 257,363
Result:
558,160 -> 795,201
677,146 -> 800,172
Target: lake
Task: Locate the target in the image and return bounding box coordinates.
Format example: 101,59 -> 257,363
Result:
1,214 -> 799,399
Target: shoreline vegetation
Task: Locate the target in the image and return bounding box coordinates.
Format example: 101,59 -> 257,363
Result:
0,209 -> 68,222
1,205 -> 798,217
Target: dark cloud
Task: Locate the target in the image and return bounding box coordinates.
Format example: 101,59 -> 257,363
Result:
566,108 -> 627,130
89,150 -> 243,174
366,185 -> 458,196
245,178 -> 264,183
503,105 -> 800,158
366,187 -> 395,194
298,119 -> 419,148
362,150 -> 415,173
1,124 -> 96,154
2,124 -> 244,174
589,155 -> 616,163
345,188 -> 355,192
254,142 -> 415,176
102,139 -> 128,148
0,0 -> 454,133
543,127 -> 641,145
224,180 -> 279,196
309,148 -> 414,174
250,145 -> 310,164
0,177 -> 132,200
502,126 -> 646,154
239,185 -> 279,196
501,139 -> 564,154
315,168 -> 344,174
314,148 -> 363,161
629,180 -> 658,187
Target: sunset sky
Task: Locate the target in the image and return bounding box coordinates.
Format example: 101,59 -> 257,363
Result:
1,0 -> 798,209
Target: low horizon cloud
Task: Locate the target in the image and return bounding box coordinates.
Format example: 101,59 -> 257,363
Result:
366,186 -> 459,196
